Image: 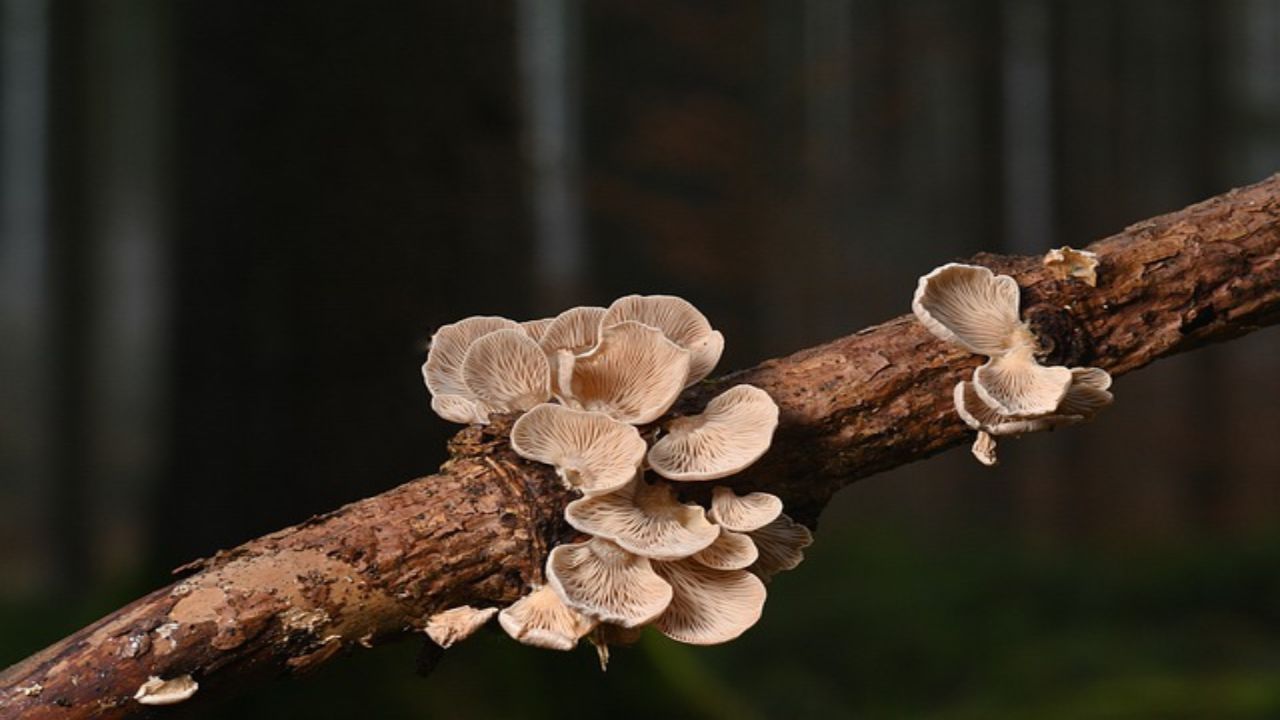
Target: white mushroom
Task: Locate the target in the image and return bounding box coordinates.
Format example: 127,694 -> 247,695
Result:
564,479 -> 720,560
510,404 -> 646,496
707,487 -> 783,533
498,585 -> 597,651
422,315 -> 519,397
647,385 -> 779,481
133,675 -> 199,706
546,537 -> 674,628
430,394 -> 491,426
692,529 -> 759,571
520,317 -> 555,343
558,321 -> 691,425
539,306 -> 608,355
912,263 -> 1024,356
425,605 -> 499,649
601,294 -> 725,386
971,345 -> 1073,417
1044,246 -> 1100,287
652,559 -> 766,645
971,431 -> 999,467
749,514 -> 813,581
461,328 -> 552,414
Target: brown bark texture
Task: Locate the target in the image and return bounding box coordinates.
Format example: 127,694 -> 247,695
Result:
4,176 -> 1280,718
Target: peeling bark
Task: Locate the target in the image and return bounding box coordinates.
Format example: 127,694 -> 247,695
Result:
4,175 -> 1280,718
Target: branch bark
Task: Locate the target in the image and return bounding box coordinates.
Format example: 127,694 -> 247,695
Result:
5,175 -> 1280,718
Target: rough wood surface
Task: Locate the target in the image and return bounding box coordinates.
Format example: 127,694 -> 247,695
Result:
4,176 -> 1280,718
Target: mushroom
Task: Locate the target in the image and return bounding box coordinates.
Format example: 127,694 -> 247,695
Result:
955,365 -> 1114,438
912,263 -> 1024,356
422,315 -> 519,424
707,487 -> 783,533
546,537 -> 674,628
651,559 -> 766,645
1044,246 -> 1100,287
498,585 -> 596,651
133,675 -> 199,706
647,385 -> 779,481
601,295 -> 725,386
749,514 -> 813,581
460,328 -> 552,414
692,529 -> 759,571
971,345 -> 1073,417
564,479 -> 720,560
425,605 -> 499,649
510,404 -> 646,496
971,430 -> 999,467
538,305 -> 607,355
558,321 -> 691,425
520,317 -> 555,343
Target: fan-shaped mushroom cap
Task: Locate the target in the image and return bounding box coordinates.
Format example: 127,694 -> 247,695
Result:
539,306 -> 607,355
547,538 -> 674,627
425,605 -> 499,649
461,329 -> 551,413
972,346 -> 1073,417
423,316 -> 519,397
647,385 -> 779,481
953,380 -> 1056,436
692,529 -> 759,571
1044,246 -> 1100,287
510,404 -> 645,496
1058,366 -> 1114,416
749,514 -> 813,581
559,321 -> 691,425
602,295 -> 724,385
430,394 -> 490,425
707,487 -> 783,532
564,480 -> 719,560
521,317 -> 555,343
912,263 -> 1024,356
652,559 -> 766,645
498,585 -> 597,651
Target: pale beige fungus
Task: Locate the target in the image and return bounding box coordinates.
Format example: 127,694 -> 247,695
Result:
510,404 -> 646,496
648,385 -> 779,481
547,537 -> 674,628
652,559 -> 766,645
558,321 -> 691,425
461,328 -> 551,413
498,585 -> 597,651
602,294 -> 725,385
707,487 -> 783,533
564,480 -> 719,560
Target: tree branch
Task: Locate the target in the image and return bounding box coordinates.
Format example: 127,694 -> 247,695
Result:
4,175 -> 1280,718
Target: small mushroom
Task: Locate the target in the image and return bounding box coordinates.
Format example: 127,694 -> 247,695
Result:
422,315 -> 520,424
749,514 -> 813,581
538,306 -> 608,355
546,537 -> 674,628
461,328 -> 552,413
498,585 -> 597,651
558,321 -> 691,425
707,487 -> 783,532
134,675 -> 199,706
510,404 -> 646,496
1044,246 -> 1100,286
647,385 -> 779,481
425,605 -> 499,649
971,431 -> 999,467
652,559 -> 767,645
601,295 -> 725,385
692,528 -> 759,571
971,345 -> 1073,417
912,263 -> 1024,356
564,479 -> 720,560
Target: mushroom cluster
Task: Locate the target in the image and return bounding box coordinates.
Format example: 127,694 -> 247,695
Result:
422,295 -> 812,663
912,263 -> 1114,466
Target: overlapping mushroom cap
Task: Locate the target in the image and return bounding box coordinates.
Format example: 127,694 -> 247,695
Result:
556,321 -> 691,424
547,537 -> 675,628
601,295 -> 725,386
913,262 -> 1114,465
648,385 -> 779,481
565,479 -> 719,560
498,585 -> 597,651
511,404 -> 646,496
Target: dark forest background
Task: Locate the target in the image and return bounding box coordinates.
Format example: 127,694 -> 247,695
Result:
3,1 -> 1280,717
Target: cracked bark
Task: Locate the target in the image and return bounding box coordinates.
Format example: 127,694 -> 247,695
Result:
3,175 -> 1280,718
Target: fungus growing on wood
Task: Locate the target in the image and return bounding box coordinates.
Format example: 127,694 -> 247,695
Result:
564,479 -> 720,560
557,321 -> 691,424
652,559 -> 767,645
1044,245 -> 1100,286
425,606 -> 499,649
601,294 -> 725,385
547,537 -> 674,628
913,262 -> 1115,464
510,404 -> 646,496
498,585 -> 597,651
133,675 -> 199,706
520,317 -> 555,343
707,487 -> 783,532
538,305 -> 608,355
749,514 -> 814,582
647,385 -> 779,481
461,328 -> 551,413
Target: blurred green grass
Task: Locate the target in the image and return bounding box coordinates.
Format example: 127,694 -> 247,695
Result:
5,524 -> 1280,719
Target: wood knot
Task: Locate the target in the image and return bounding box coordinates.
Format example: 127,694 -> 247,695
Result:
1024,304 -> 1093,367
